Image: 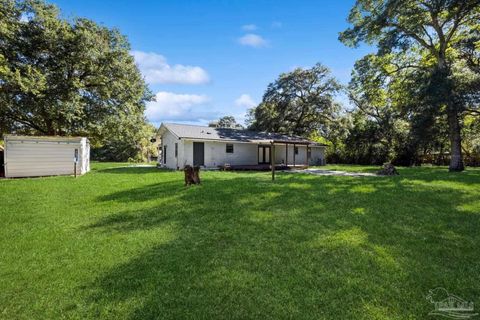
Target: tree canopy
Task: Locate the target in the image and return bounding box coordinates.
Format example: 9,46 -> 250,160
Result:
340,0 -> 480,171
247,63 -> 341,136
0,0 -> 154,161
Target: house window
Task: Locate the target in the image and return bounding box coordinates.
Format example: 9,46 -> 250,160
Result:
163,145 -> 167,164
175,143 -> 178,158
294,146 -> 299,155
226,144 -> 234,153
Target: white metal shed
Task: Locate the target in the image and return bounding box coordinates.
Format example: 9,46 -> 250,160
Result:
3,135 -> 90,178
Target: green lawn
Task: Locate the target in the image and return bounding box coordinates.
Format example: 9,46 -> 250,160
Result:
1,163 -> 479,319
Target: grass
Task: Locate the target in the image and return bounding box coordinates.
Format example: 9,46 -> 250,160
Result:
0,163 -> 479,319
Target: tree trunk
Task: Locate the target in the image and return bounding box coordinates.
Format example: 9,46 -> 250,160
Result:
435,55 -> 464,172
447,107 -> 464,171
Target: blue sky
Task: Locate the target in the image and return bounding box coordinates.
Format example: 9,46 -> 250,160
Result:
51,0 -> 372,127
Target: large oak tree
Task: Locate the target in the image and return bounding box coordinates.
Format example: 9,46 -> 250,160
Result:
247,63 -> 341,136
340,0 -> 480,171
0,0 -> 153,160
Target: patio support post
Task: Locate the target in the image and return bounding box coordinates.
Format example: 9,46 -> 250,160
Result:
306,143 -> 310,167
271,141 -> 275,181
293,143 -> 296,167
285,143 -> 288,166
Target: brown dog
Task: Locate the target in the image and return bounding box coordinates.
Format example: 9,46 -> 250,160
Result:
184,165 -> 195,186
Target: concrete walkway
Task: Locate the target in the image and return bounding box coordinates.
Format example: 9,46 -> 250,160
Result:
288,168 -> 379,177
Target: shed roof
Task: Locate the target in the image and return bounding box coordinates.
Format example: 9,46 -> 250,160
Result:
158,123 -> 326,146
4,135 -> 87,143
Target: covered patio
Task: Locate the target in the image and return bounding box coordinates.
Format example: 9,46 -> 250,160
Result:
219,139 -> 314,175
267,140 -> 312,180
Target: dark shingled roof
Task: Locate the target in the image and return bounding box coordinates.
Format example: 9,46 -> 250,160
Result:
160,123 -> 326,146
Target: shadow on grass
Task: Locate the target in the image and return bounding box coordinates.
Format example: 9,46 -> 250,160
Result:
81,170 -> 480,319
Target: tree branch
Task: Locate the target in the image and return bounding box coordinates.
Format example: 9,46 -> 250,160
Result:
465,108 -> 480,116
390,22 -> 435,52
387,63 -> 425,75
421,25 -> 435,47
8,114 -> 48,133
429,11 -> 447,54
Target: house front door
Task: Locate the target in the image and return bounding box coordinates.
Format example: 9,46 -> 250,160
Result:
193,142 -> 205,166
258,145 -> 271,164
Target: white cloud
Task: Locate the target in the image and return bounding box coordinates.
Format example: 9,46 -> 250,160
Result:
238,34 -> 268,48
235,94 -> 257,109
132,51 -> 210,85
146,92 -> 218,123
242,24 -> 257,31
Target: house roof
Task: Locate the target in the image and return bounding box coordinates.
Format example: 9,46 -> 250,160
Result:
158,123 -> 326,146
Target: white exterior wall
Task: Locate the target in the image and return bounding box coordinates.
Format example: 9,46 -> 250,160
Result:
204,141 -> 258,167
309,146 -> 326,165
161,136 -> 260,169
274,145 -> 309,165
274,145 -> 325,165
183,141 -> 325,168
182,140 -> 258,168
183,140 -> 193,167
81,141 -> 91,173
4,136 -> 90,178
160,130 -> 184,169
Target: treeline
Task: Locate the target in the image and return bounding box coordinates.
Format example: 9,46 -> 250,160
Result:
1,1 -> 478,167
248,0 -> 480,171
0,0 -> 156,161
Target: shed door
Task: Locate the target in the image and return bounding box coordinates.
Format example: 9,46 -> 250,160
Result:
193,142 -> 204,166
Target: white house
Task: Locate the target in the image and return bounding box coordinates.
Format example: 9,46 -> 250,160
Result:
3,135 -> 90,178
157,123 -> 326,169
